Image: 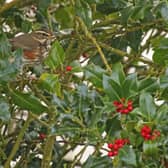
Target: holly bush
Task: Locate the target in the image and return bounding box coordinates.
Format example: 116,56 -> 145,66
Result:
1,0 -> 168,167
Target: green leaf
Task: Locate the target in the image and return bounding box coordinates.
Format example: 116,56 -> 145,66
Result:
143,141 -> 158,156
38,0 -> 51,14
45,41 -> 65,70
21,20 -> 31,33
131,5 -> 152,21
55,6 -> 74,29
111,63 -> 125,85
105,115 -> 122,137
103,75 -> 122,101
120,6 -> 133,24
139,93 -> 156,120
119,146 -> 137,167
126,30 -> 142,51
152,37 -> 168,65
0,101 -> 10,121
138,77 -> 159,93
153,48 -> 168,65
160,74 -> 168,89
85,64 -> 106,88
83,156 -> 112,168
155,104 -> 168,124
161,2 -> 168,21
39,73 -> 61,97
69,60 -> 82,73
0,49 -> 22,83
122,73 -> 138,98
75,0 -> 92,28
10,89 -> 48,114
97,0 -> 126,14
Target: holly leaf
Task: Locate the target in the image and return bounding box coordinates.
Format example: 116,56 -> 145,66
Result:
10,89 -> 48,114
45,41 -> 65,70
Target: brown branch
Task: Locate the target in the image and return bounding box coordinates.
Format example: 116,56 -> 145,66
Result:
0,0 -> 21,15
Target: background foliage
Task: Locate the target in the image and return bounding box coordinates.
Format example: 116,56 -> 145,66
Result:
1,0 -> 168,167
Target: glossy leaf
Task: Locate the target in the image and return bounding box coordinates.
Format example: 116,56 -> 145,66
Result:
138,77 -> 159,93
0,49 -> 22,83
122,73 -> 138,97
55,6 -> 74,29
105,115 -> 122,137
45,41 -> 65,70
39,73 -> 61,97
159,73 -> 168,89
69,60 -> 82,73
75,0 -> 92,28
161,2 -> 168,21
153,48 -> 168,65
10,89 -> 48,114
126,30 -> 142,51
103,74 -> 122,101
111,63 -> 125,85
85,64 -> 106,88
119,146 -> 137,167
139,93 -> 156,120
143,141 -> 158,156
97,0 -> 126,14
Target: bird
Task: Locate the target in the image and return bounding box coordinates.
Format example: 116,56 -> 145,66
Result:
10,30 -> 55,63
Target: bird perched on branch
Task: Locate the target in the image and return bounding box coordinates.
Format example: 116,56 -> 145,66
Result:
10,30 -> 55,63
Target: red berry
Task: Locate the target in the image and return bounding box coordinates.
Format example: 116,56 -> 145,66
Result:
113,150 -> 118,156
151,135 -> 157,140
108,151 -> 114,157
153,130 -> 161,137
127,100 -> 133,106
144,134 -> 151,140
113,144 -> 119,150
115,139 -> 123,145
127,105 -> 133,111
113,101 -> 120,106
118,143 -> 123,148
108,143 -> 113,149
116,108 -> 122,112
117,103 -> 123,109
123,139 -> 130,144
141,132 -> 147,137
141,125 -> 151,133
39,133 -> 46,140
122,108 -> 129,114
66,66 -> 72,71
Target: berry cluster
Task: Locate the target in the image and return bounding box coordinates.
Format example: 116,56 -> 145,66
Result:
113,98 -> 133,114
107,138 -> 130,157
141,125 -> 161,141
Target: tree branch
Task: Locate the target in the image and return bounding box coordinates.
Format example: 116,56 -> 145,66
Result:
4,115 -> 32,168
76,16 -> 112,73
0,0 -> 21,15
